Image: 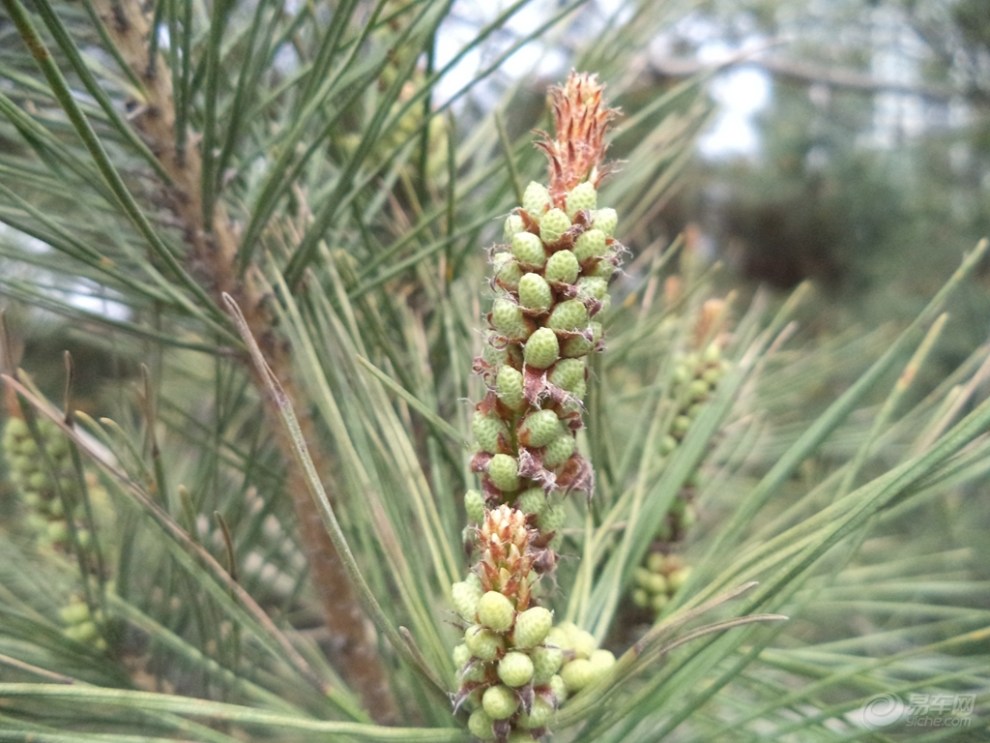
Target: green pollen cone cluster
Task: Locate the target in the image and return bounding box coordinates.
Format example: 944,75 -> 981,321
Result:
340,0 -> 448,180
452,506 -> 617,741
454,72 -> 621,742
3,412 -> 111,649
630,552 -> 692,615
653,339 -> 727,545
632,300 -> 730,615
59,593 -> 109,651
2,415 -> 87,553
470,171 -> 623,505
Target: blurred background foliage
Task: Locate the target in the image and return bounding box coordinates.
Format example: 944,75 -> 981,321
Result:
652,0 -> 990,370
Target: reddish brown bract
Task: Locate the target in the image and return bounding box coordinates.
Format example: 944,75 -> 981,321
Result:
537,72 -> 619,204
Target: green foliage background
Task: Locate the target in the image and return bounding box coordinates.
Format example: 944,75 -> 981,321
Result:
0,1 -> 987,741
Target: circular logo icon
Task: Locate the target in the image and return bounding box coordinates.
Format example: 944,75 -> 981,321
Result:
861,693 -> 906,729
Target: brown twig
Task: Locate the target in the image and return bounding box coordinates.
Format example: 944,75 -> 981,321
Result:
89,0 -> 396,720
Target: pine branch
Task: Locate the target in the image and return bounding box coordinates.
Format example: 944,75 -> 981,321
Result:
648,54 -> 959,103
88,0 -> 396,719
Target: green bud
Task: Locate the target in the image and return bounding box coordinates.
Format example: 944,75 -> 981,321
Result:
477,590 -> 515,632
547,299 -> 589,333
518,273 -> 553,312
531,644 -> 564,684
548,358 -> 586,392
473,411 -> 508,454
631,588 -> 650,608
573,229 -> 607,262
58,600 -> 91,626
512,232 -> 547,268
468,708 -> 497,740
591,208 -> 618,236
659,435 -> 679,455
491,297 -> 528,340
468,707 -> 495,740
565,181 -> 597,219
683,404 -> 702,423
504,213 -> 526,241
588,257 -> 616,279
575,276 -> 609,302
560,657 -> 594,693
644,572 -> 668,596
688,379 -> 711,402
28,471 -> 49,491
464,489 -> 486,524
452,580 -> 483,623
646,552 -> 666,573
651,593 -> 670,613
524,328 -> 560,370
549,673 -> 568,704
546,625 -> 569,649
4,417 -> 28,440
522,181 -> 551,216
22,492 -> 42,510
519,409 -> 562,448
482,683 -> 519,720
488,453 -> 520,493
512,606 -> 553,649
483,338 -> 509,369
541,433 -> 576,468
9,454 -> 33,477
17,435 -> 39,457
671,360 -> 691,385
633,566 -> 653,588
518,695 -> 554,729
46,520 -> 68,544
63,620 -> 99,645
539,501 -> 567,533
672,415 -> 692,437
498,650 -> 535,687
515,487 -> 546,516
545,250 -> 580,284
45,429 -> 69,457
588,648 -> 616,679
496,365 -> 525,411
465,624 -> 505,661
561,333 -> 593,359
569,626 -> 597,659
539,208 -> 571,245
493,252 -> 523,291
